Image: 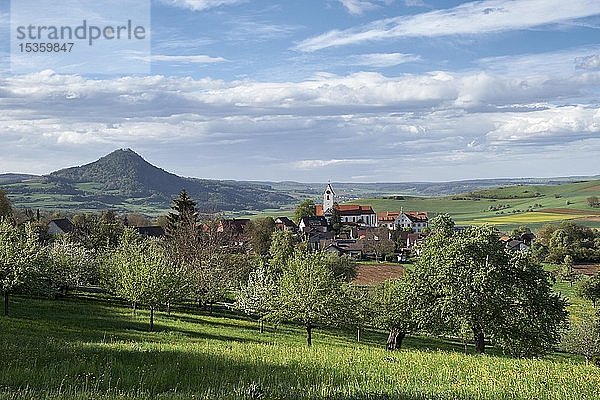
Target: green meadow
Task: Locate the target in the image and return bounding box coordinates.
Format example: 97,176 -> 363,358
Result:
1,292 -> 600,400
353,180 -> 600,231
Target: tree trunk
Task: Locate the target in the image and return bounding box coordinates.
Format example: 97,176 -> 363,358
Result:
386,328 -> 406,351
3,291 -> 8,316
259,318 -> 264,334
306,324 -> 312,347
472,325 -> 485,354
149,306 -> 155,332
132,301 -> 137,318
357,326 -> 361,342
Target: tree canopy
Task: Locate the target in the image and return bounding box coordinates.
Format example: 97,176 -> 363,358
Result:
580,274 -> 600,307
103,229 -> 188,330
47,237 -> 98,296
272,250 -> 348,346
246,217 -> 275,257
0,220 -> 44,315
293,199 -> 315,223
411,221 -> 568,356
534,222 -> 600,263
369,277 -> 416,350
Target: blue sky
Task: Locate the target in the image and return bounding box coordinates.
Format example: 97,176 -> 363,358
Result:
1,0 -> 600,182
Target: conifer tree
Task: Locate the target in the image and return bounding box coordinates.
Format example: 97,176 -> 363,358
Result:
165,190 -> 200,264
0,190 -> 11,219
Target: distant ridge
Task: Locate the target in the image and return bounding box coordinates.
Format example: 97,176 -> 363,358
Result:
1,149 -> 294,213
0,149 -> 598,214
50,148 -> 194,196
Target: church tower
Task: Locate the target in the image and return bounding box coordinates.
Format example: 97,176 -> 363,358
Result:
323,182 -> 335,213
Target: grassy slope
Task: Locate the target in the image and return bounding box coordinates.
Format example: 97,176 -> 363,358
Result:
353,180 -> 600,231
1,294 -> 600,400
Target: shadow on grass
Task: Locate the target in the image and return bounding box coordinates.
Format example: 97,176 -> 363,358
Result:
2,336 -> 479,400
6,295 -> 267,347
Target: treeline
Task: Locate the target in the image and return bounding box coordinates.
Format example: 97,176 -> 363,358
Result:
533,222 -> 600,263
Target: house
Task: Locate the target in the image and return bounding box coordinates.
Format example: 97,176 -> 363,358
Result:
314,183 -> 377,227
377,212 -> 400,229
218,218 -> 251,248
298,216 -> 329,234
274,216 -> 298,232
306,230 -> 334,251
322,239 -> 365,259
376,211 -> 429,232
506,239 -> 529,252
520,232 -> 536,246
134,226 -> 165,238
218,218 -> 250,235
47,218 -> 75,235
395,211 -> 429,233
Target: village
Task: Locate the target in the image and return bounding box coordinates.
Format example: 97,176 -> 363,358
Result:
45,182 -> 535,266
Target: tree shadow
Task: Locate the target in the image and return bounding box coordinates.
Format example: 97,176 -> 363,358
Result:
3,340 -> 479,400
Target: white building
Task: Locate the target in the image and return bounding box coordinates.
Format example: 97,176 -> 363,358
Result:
395,212 -> 429,233
315,183 -> 377,227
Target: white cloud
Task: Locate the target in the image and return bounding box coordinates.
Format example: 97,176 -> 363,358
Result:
338,0 -> 380,15
161,0 -> 243,11
477,46 -> 600,77
151,55 -> 227,64
349,53 -> 421,67
487,106 -> 600,144
403,0 -> 426,6
296,0 -> 600,51
293,159 -> 378,169
1,66 -> 599,180
576,54 -> 600,70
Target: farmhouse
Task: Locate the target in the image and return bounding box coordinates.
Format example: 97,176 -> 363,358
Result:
395,211 -> 429,233
218,218 -> 251,248
376,211 -> 429,232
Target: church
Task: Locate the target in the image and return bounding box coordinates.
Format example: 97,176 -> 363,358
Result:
314,183 -> 377,227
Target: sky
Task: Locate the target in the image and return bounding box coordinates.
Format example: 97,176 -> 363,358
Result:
1,0 -> 600,182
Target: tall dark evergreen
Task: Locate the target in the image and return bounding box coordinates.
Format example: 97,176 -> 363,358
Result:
0,190 -> 11,219
166,190 -> 199,236
165,190 -> 200,264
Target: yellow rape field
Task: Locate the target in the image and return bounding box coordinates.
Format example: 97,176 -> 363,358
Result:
467,212 -> 593,225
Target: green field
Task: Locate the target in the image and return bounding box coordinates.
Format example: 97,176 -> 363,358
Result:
239,180 -> 600,230
351,180 -> 600,231
1,293 -> 600,400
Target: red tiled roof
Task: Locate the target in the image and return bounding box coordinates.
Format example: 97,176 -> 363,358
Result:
315,204 -> 375,216
337,205 -> 367,212
377,211 -> 400,222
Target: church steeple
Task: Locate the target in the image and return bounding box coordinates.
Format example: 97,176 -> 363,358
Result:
323,182 -> 335,213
